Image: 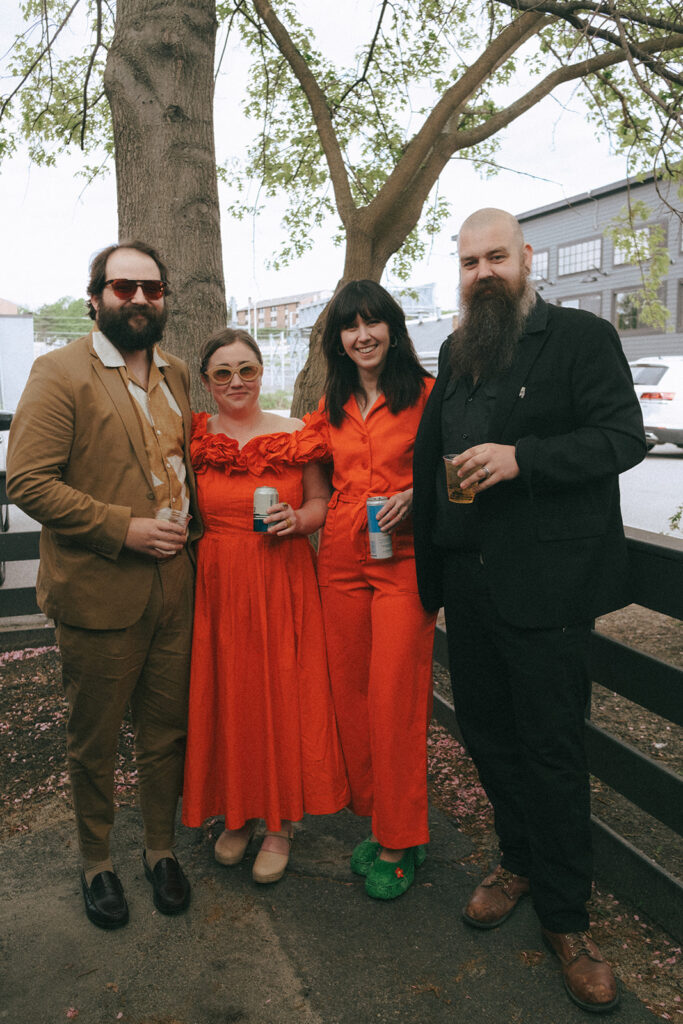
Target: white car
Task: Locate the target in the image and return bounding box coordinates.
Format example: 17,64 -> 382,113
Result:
629,355 -> 683,451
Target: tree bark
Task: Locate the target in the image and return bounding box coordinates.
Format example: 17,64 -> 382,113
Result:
104,0 -> 226,410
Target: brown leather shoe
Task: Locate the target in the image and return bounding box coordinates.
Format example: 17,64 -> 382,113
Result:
542,928 -> 620,1013
462,864 -> 530,928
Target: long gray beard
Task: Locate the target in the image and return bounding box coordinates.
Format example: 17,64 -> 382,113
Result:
449,279 -> 535,381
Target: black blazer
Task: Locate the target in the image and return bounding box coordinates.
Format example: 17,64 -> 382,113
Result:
412,297 -> 647,628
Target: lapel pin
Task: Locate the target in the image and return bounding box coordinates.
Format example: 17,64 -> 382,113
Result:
519,386 -> 526,398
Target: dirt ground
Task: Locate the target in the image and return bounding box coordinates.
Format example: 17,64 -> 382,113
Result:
0,604 -> 681,1020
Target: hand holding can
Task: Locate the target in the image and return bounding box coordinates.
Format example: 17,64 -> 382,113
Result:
367,496 -> 393,559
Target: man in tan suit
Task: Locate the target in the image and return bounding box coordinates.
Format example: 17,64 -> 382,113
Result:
7,241 -> 200,929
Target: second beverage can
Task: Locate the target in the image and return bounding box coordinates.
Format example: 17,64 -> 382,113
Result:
366,496 -> 393,559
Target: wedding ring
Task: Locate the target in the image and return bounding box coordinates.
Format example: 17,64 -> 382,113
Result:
481,465 -> 491,479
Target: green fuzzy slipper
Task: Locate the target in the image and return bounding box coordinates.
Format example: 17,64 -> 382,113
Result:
365,848 -> 416,900
415,844 -> 427,868
350,837 -> 381,876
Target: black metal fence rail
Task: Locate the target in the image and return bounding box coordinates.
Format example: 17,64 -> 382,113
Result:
0,472 -> 41,614
2,478 -> 682,939
432,525 -> 683,943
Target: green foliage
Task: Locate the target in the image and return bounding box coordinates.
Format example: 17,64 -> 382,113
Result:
222,1 -> 512,268
220,0 -> 682,273
2,0 -> 682,283
29,295 -> 92,345
259,388 -> 292,409
1,0 -> 114,170
605,192 -> 680,331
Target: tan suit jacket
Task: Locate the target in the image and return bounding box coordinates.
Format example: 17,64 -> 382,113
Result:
7,333 -> 200,629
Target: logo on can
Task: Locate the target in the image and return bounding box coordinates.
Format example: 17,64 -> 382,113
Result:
254,486 -> 279,532
367,496 -> 393,559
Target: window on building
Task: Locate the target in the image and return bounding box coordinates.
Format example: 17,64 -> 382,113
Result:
613,223 -> 667,266
558,238 -> 602,276
557,294 -> 601,316
531,250 -> 549,282
612,288 -> 664,335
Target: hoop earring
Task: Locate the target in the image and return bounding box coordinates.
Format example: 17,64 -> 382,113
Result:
337,344 -> 346,356
390,338 -> 398,348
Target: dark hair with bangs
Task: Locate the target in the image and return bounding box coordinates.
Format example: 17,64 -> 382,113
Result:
320,280 -> 430,427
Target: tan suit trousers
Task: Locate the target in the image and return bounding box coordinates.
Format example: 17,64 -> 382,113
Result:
57,549 -> 194,862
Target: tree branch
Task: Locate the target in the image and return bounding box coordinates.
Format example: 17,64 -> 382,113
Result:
80,0 -> 107,148
367,9 -> 546,226
249,0 -> 356,224
495,0 -> 683,38
0,0 -> 83,121
330,0 -> 389,112
449,33 -> 683,153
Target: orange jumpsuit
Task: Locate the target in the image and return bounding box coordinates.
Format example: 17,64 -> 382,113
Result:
305,381 -> 437,849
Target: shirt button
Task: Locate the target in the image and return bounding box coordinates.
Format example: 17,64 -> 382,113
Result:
461,434 -> 469,439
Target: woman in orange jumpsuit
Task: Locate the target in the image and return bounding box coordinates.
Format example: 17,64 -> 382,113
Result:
305,280 -> 437,899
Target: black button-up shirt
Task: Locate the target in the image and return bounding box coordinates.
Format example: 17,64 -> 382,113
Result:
432,373 -> 498,550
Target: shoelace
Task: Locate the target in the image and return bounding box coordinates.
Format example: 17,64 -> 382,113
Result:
562,932 -> 600,963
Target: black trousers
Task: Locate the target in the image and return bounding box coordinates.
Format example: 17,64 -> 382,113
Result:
442,550 -> 593,932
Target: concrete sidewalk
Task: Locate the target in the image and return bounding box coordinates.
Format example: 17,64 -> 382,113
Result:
0,805 -> 652,1024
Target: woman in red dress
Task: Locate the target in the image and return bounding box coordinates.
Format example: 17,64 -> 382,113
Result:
182,328 -> 349,884
304,281 -> 437,899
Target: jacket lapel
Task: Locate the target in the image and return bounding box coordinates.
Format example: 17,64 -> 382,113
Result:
90,342 -> 154,489
161,359 -> 192,452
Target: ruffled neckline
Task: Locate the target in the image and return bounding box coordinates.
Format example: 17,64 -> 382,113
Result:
190,411 -> 330,477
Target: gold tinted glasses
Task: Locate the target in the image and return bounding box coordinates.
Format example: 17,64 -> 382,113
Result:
206,363 -> 262,384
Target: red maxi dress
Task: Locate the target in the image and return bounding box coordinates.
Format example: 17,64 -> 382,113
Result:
182,412 -> 349,832
302,383 -> 437,850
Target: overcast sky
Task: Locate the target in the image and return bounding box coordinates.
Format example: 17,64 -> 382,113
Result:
1,4 -> 632,313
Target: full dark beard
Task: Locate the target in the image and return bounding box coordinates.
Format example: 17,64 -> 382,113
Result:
449,275 -> 534,381
97,302 -> 167,352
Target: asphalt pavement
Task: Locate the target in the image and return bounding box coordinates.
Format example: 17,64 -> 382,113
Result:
0,804 -> 655,1024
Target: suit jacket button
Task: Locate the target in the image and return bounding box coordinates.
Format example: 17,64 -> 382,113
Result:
147,492 -> 154,500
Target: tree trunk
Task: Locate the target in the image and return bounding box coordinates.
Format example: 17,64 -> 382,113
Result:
104,0 -> 226,410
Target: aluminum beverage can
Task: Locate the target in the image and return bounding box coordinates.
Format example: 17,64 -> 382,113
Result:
254,486 -> 279,532
367,496 -> 393,559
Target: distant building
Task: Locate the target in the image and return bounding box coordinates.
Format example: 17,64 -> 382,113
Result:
0,298 -> 19,316
238,282 -> 441,336
236,290 -> 332,332
0,311 -> 34,412
514,175 -> 682,359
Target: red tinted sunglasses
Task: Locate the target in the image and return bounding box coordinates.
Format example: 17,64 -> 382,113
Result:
105,279 -> 166,300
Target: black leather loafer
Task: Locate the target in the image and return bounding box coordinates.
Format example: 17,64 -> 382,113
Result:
142,852 -> 191,915
80,869 -> 129,930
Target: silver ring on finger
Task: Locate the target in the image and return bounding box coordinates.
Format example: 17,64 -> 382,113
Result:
481,465 -> 491,480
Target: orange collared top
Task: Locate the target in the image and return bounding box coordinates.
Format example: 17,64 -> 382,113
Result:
302,379 -> 435,540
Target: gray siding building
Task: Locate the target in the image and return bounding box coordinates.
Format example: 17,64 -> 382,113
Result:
517,176 -> 682,360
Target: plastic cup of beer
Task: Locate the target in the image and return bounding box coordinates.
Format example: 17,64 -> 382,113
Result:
155,507 -> 192,529
443,454 -> 477,504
